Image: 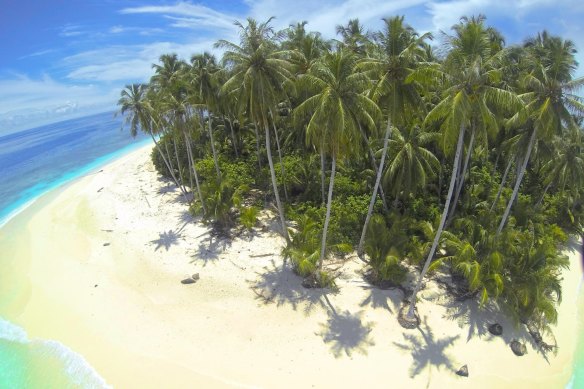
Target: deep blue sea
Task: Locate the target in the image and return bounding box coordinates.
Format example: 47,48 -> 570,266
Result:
0,111 -> 148,388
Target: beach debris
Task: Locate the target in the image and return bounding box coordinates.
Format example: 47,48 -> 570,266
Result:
97,187 -> 104,192
510,340 -> 527,356
456,365 -> 468,377
103,243 -> 110,247
181,273 -> 200,285
488,323 -> 503,336
94,284 -> 98,288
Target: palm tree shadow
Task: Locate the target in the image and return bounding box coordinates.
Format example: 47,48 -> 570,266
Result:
247,259 -> 328,315
442,299 -> 493,341
393,317 -> 459,378
359,285 -> 403,314
316,300 -> 375,358
191,235 -> 230,266
150,230 -> 181,251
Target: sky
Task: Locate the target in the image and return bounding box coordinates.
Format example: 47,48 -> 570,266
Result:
1,0 -> 584,134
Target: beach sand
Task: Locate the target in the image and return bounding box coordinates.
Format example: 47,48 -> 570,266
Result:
0,144 -> 581,389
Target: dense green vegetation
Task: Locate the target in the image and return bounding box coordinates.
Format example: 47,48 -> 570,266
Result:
118,15 -> 584,336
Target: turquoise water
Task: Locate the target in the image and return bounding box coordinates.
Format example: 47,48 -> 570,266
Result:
0,112 -> 149,388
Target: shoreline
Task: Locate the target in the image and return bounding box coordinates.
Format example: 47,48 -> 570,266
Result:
0,145 -> 581,388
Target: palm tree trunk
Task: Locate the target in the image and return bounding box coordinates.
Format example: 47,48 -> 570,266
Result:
320,145 -> 326,205
318,154 -> 336,278
270,108 -> 288,202
490,156 -> 513,211
207,113 -> 222,179
263,116 -> 289,242
358,120 -> 391,259
497,127 -> 538,234
227,116 -> 239,157
407,126 -> 466,319
150,132 -> 185,199
358,123 -> 390,213
254,123 -> 262,171
182,131 -> 195,197
172,134 -> 186,193
447,128 -> 475,224
184,132 -> 205,212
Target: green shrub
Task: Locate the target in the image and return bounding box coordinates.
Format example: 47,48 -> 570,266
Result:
364,214 -> 408,285
240,206 -> 259,230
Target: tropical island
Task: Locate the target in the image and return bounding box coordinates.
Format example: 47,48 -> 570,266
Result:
1,13 -> 582,389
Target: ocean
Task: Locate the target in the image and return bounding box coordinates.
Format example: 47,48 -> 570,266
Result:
0,111 -> 582,388
0,111 -> 148,388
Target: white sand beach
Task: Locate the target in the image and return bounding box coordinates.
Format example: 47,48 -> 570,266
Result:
0,144 -> 581,389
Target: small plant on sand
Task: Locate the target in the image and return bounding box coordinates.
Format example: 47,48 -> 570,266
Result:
363,214 -> 408,286
239,206 -> 259,230
282,214 -> 348,288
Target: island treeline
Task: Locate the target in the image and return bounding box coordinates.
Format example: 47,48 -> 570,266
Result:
118,15 -> 584,339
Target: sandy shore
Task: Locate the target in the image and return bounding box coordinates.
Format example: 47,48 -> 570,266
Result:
0,144 -> 581,389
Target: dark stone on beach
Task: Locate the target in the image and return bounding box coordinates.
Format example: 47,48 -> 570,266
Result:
181,274 -> 200,285
456,365 -> 468,377
510,340 -> 527,356
398,305 -> 420,329
94,284 -> 98,288
488,323 -> 503,336
103,243 -> 110,247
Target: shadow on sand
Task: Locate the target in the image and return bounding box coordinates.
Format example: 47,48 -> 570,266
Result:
394,317 -> 459,379
190,233 -> 231,266
317,295 -> 375,358
150,230 -> 182,251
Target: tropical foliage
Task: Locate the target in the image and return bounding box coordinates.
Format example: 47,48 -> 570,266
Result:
119,15 -> 584,335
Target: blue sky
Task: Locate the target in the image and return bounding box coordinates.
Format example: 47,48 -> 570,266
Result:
1,0 -> 583,134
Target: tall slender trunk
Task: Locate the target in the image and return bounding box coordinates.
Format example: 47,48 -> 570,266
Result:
226,116 -> 239,157
263,113 -> 289,242
497,128 -> 538,234
184,132 -> 205,213
358,119 -> 392,259
490,157 -> 513,211
318,154 -> 336,278
172,134 -> 186,194
254,123 -> 262,171
182,131 -> 195,197
358,123 -> 390,213
447,128 -> 475,224
320,148 -> 326,205
150,132 -> 186,200
270,108 -> 288,202
206,113 -> 221,179
407,126 -> 466,319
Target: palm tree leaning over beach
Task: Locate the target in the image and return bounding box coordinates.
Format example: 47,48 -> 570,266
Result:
216,17 -> 293,242
295,49 -> 380,282
117,83 -> 186,199
497,31 -> 584,233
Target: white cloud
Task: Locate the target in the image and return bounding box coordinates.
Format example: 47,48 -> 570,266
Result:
119,1 -> 236,30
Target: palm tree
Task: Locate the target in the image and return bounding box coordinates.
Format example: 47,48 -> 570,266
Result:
189,52 -> 222,179
151,55 -> 206,212
216,17 -> 294,242
335,19 -> 370,55
382,123 -> 440,203
404,15 -> 519,321
497,31 -> 584,233
357,16 -> 432,257
295,49 -> 380,281
117,83 -> 184,197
